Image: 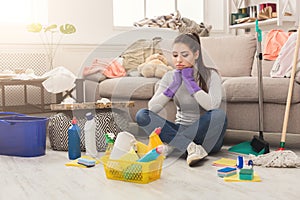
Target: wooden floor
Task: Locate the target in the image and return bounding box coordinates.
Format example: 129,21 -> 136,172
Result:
1,130 -> 300,200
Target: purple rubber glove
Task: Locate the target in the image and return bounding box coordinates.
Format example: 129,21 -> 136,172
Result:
182,68 -> 201,95
163,70 -> 182,98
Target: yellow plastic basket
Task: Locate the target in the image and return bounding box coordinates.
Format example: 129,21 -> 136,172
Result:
100,141 -> 164,184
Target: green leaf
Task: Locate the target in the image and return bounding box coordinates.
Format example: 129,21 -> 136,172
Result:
27,23 -> 42,32
44,24 -> 58,32
60,24 -> 76,34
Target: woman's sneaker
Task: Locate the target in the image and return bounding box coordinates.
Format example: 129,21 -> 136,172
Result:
186,142 -> 208,166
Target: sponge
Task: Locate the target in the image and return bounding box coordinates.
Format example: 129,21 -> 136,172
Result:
217,167 -> 237,178
78,158 -> 96,167
239,169 -> 254,180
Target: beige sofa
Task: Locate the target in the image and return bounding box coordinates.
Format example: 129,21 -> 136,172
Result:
84,33 -> 300,135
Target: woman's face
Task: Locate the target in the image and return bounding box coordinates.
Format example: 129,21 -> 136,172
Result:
172,42 -> 199,70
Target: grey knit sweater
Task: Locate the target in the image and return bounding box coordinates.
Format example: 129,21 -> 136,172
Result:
149,69 -> 223,125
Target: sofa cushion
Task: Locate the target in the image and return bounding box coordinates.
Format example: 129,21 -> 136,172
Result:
200,35 -> 256,77
223,77 -> 300,104
98,77 -> 160,100
251,59 -> 274,77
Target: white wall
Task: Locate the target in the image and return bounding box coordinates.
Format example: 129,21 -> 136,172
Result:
0,0 -> 227,76
48,0 -> 117,45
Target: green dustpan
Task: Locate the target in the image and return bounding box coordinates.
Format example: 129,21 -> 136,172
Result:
228,141 -> 265,156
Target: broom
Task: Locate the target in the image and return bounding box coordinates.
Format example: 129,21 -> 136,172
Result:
250,20 -> 270,154
250,27 -> 300,168
228,21 -> 270,156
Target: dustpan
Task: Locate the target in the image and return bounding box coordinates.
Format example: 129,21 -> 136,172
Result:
229,20 -> 269,155
228,141 -> 264,156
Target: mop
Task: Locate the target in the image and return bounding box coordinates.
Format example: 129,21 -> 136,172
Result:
250,27 -> 300,168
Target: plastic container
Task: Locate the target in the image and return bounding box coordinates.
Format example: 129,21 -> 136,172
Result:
0,112 -> 48,157
100,141 -> 164,184
68,117 -> 81,160
109,131 -> 136,160
84,112 -> 97,158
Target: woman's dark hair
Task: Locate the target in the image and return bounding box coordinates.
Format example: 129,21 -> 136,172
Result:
173,33 -> 216,92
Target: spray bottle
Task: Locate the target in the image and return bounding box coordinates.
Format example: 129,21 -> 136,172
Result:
104,133 -> 115,156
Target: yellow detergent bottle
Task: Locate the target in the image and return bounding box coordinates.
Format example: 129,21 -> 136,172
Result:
147,127 -> 163,151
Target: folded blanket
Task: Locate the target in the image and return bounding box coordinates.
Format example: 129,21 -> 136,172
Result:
83,57 -> 126,78
83,58 -> 110,76
103,57 -> 126,78
264,29 -> 292,61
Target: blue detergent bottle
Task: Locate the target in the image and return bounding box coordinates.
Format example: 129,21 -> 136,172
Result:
68,117 -> 81,160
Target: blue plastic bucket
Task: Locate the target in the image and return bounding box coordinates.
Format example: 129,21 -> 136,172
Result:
0,112 -> 48,157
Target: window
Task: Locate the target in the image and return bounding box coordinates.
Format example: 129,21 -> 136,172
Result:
113,0 -> 204,27
0,0 -> 48,24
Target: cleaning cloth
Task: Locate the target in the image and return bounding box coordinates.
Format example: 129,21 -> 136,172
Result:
42,66 -> 76,94
224,172 -> 261,182
212,158 -> 237,167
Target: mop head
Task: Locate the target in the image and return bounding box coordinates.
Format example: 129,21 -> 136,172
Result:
249,150 -> 300,168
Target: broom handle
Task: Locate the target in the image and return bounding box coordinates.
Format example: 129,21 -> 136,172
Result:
280,27 -> 300,148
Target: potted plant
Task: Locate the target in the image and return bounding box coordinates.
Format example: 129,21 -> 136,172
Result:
27,23 -> 76,70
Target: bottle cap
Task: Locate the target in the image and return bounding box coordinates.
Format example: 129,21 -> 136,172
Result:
154,127 -> 161,135
85,112 -> 94,120
71,117 -> 77,124
156,145 -> 165,154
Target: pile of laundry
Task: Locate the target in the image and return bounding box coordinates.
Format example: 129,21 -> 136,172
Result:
133,10 -> 212,37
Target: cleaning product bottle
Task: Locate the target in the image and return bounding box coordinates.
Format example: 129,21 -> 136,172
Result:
68,117 -> 81,160
147,127 -> 163,151
104,133 -> 115,156
138,145 -> 166,162
84,112 -> 97,158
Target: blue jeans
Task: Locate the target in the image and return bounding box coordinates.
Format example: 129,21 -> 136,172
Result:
135,109 -> 227,154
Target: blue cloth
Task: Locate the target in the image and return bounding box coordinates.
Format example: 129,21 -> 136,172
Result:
135,108 -> 227,154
